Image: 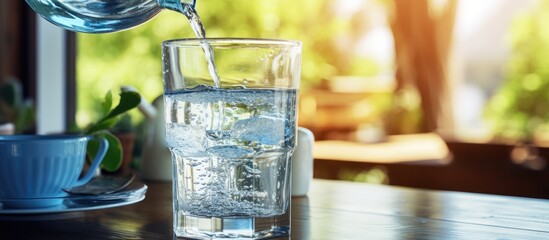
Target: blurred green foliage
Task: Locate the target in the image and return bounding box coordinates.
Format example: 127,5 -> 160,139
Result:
485,1 -> 549,142
77,0 -> 384,127
0,78 -> 35,133
338,167 -> 388,184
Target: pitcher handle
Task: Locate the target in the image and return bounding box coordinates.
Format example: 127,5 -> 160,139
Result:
74,137 -> 109,186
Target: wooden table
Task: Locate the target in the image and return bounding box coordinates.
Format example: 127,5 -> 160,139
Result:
1,179 -> 548,239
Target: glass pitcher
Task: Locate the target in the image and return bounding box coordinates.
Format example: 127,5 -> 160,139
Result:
26,0 -> 196,33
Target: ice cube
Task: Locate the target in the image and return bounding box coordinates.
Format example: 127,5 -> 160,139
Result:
205,129 -> 230,140
230,116 -> 286,146
165,123 -> 205,150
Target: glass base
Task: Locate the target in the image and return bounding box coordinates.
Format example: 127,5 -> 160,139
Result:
174,211 -> 290,239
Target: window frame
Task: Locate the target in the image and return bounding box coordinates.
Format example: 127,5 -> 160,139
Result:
0,1 -> 75,133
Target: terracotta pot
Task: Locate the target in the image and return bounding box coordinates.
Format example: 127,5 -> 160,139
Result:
113,132 -> 136,175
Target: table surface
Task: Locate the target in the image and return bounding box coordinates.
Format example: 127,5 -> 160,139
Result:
1,179 -> 549,239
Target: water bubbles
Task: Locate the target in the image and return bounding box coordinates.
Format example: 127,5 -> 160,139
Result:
207,145 -> 254,159
165,123 -> 206,150
187,159 -> 202,167
168,88 -> 296,217
205,129 -> 230,140
244,165 -> 261,175
255,191 -> 267,198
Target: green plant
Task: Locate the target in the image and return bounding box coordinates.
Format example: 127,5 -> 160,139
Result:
0,78 -> 35,133
83,90 -> 141,172
485,1 -> 549,142
76,0 -> 387,128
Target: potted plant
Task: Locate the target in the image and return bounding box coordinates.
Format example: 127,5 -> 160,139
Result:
1,78 -> 141,173
110,113 -> 137,175
82,90 -> 141,173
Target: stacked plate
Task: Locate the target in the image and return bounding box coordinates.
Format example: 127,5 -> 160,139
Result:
0,178 -> 147,215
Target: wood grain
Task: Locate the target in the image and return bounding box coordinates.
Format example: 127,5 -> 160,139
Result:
1,179 -> 549,239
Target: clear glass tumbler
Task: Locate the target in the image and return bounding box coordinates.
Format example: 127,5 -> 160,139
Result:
162,38 -> 302,239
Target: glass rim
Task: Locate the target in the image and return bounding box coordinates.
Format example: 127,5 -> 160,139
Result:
162,38 -> 302,48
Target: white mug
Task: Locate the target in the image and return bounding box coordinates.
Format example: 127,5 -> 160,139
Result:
292,127 -> 314,197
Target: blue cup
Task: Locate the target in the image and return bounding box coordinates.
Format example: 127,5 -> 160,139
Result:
0,135 -> 108,208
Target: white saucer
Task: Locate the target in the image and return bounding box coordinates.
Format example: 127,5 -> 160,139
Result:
0,182 -> 147,215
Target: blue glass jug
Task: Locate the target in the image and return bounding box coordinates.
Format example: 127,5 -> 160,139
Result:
26,0 -> 196,33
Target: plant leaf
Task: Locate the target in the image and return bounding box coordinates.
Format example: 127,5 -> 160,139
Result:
84,91 -> 141,135
83,90 -> 140,172
14,102 -> 35,134
103,91 -> 141,121
85,118 -> 117,135
100,90 -> 113,117
87,132 -> 122,172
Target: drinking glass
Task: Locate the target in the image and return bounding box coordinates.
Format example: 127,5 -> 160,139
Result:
162,38 -> 302,239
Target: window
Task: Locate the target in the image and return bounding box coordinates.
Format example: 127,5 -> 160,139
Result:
3,0 -> 544,141
0,0 -> 75,134
75,0 -> 395,133
453,0 -> 539,142
72,0 -> 549,145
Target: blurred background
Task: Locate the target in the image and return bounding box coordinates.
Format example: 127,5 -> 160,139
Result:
3,0 -> 549,198
73,0 -> 546,142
